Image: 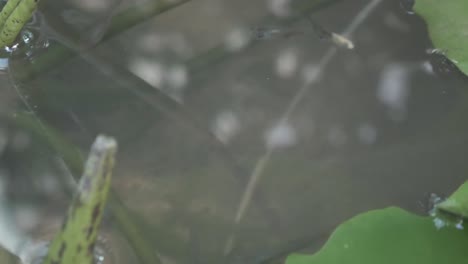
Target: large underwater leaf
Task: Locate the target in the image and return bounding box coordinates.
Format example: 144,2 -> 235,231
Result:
414,0 -> 468,76
286,206 -> 468,264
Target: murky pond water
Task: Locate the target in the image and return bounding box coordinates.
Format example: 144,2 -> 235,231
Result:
0,0 -> 467,263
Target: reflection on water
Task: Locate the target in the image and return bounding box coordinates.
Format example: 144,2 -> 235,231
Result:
0,0 -> 467,263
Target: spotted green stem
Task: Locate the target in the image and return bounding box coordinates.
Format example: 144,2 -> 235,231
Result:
43,135 -> 116,264
0,0 -> 39,47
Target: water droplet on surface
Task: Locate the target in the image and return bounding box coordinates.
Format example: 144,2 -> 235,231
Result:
400,0 -> 415,15
21,30 -> 35,44
433,217 -> 446,230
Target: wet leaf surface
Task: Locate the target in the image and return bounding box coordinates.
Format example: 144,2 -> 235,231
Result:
415,0 -> 468,76
286,206 -> 468,264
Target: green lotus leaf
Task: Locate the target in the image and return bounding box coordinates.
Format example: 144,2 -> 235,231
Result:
286,206 -> 468,264
414,0 -> 468,75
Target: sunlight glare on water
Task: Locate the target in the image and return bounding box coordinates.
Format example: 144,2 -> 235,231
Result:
376,63 -> 411,121
275,48 -> 298,79
265,122 -> 297,149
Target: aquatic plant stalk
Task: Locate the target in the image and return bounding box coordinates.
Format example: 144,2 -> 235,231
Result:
223,0 -> 384,256
12,112 -> 163,264
0,0 -> 38,47
43,135 -> 117,264
0,0 -> 21,29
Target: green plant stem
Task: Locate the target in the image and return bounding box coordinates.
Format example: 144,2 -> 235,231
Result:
14,6 -> 284,233
0,0 -> 21,29
0,0 -> 38,47
44,135 -> 117,264
11,112 -> 162,264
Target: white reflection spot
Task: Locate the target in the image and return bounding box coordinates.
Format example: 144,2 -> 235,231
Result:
129,59 -> 164,88
0,58 -> 8,72
269,0 -> 292,17
265,122 -> 297,149
357,123 -> 377,145
225,27 -> 250,52
420,61 -> 434,75
212,111 -> 241,144
433,218 -> 446,230
376,64 -> 410,121
276,49 -> 298,78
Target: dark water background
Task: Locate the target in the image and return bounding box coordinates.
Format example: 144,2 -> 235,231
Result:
0,0 -> 467,263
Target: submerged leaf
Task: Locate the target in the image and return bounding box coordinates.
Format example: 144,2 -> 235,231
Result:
414,0 -> 468,76
286,207 -> 468,264
43,135 -> 117,264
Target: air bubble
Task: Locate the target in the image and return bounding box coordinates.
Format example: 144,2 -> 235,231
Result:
21,30 -> 34,44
